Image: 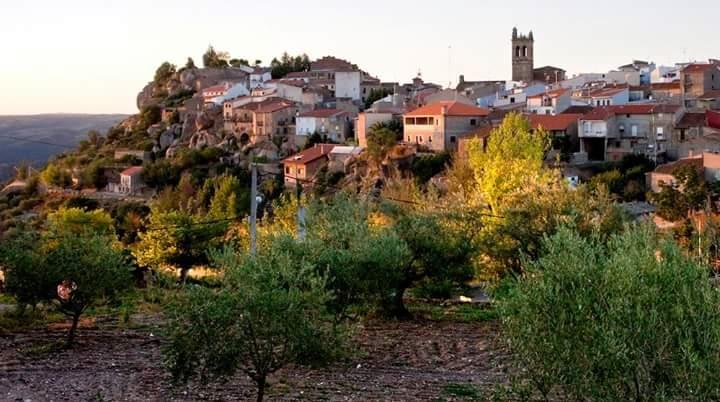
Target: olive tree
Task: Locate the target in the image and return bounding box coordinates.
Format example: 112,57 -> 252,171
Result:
0,232 -> 132,347
501,225 -> 720,401
164,240 -> 346,402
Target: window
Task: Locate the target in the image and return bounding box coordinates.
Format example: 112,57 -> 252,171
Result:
298,168 -> 304,176
631,125 -> 638,137
510,97 -> 516,103
450,136 -> 457,143
428,117 -> 434,125
285,167 -> 290,174
428,136 -> 432,143
619,125 -> 625,133
405,117 -> 415,125
523,46 -> 528,57
515,46 -> 521,57
419,136 -> 423,143
416,117 -> 429,125
407,136 -> 411,141
470,119 -> 477,126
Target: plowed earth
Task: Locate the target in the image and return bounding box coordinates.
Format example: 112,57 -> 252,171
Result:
0,315 -> 509,401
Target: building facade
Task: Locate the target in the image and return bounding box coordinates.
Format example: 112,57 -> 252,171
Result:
403,101 -> 490,152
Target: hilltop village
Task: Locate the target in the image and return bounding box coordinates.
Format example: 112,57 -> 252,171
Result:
3,27 -> 720,402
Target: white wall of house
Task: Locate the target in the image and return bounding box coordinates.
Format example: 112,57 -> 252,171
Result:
591,89 -> 630,106
335,71 -> 362,100
580,120 -> 609,138
250,72 -> 272,88
296,117 -> 318,136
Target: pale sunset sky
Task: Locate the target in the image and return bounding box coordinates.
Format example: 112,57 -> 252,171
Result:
1,0 -> 718,115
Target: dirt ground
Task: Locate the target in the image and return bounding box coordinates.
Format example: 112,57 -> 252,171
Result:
0,314 -> 509,401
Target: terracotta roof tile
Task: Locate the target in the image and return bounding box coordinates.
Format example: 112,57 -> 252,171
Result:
581,104 -> 680,120
527,114 -> 582,131
683,63 -> 720,73
283,144 -> 336,165
121,166 -> 143,176
405,101 -> 490,117
654,157 -> 703,174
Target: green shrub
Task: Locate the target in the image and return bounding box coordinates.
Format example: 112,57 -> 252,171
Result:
501,225 -> 720,401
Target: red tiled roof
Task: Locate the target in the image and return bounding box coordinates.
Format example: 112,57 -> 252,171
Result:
239,98 -> 295,113
651,82 -> 681,91
683,63 -> 719,73
405,101 -> 490,117
527,88 -> 570,99
581,104 -> 680,120
121,166 -> 143,176
588,86 -> 628,98
270,79 -> 306,87
676,112 -> 708,129
298,109 -> 346,118
528,114 -> 582,131
311,56 -> 355,72
283,144 -> 335,165
285,71 -> 311,79
562,105 -> 595,115
654,157 -> 703,174
202,84 -> 227,94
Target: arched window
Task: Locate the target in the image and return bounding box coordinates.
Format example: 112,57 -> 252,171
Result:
515,46 -> 521,57
523,46 -> 528,57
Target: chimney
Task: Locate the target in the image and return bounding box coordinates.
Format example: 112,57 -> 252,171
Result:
459,74 -> 465,84
441,105 -> 448,115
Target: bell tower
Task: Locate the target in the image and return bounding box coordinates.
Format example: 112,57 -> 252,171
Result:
512,27 -> 534,82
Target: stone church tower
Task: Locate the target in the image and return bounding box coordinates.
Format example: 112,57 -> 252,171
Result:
511,27 -> 534,82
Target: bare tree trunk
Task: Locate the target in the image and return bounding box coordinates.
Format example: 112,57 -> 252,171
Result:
385,286 -> 412,320
67,312 -> 81,348
255,376 -> 266,402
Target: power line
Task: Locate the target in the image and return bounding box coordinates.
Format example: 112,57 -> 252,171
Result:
266,173 -> 504,219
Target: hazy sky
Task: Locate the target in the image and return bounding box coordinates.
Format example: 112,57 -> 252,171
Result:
1,0 -> 718,115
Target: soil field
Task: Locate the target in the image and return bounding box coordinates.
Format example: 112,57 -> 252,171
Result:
0,315 -> 509,401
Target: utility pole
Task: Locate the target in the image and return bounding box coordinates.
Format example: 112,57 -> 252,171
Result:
296,179 -> 306,241
249,163 -> 258,255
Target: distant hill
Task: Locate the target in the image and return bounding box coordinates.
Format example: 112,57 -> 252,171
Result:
0,114 -> 129,181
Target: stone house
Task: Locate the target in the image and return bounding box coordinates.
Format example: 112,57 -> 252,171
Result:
225,98 -> 298,145
283,144 -> 335,186
578,104 -> 682,162
533,66 -> 566,84
647,152 -> 720,192
680,62 -> 720,108
403,101 -> 491,152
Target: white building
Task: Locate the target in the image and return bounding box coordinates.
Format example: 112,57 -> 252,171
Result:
296,109 -> 350,142
335,71 -> 362,101
526,88 -> 571,115
587,87 -> 630,107
250,68 -> 272,88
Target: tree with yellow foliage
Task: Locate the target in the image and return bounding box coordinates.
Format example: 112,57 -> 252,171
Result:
466,112 -> 552,214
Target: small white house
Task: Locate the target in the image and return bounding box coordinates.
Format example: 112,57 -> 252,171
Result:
296,109 -> 350,142
118,166 -> 144,194
588,87 -> 629,107
526,88 -> 571,115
